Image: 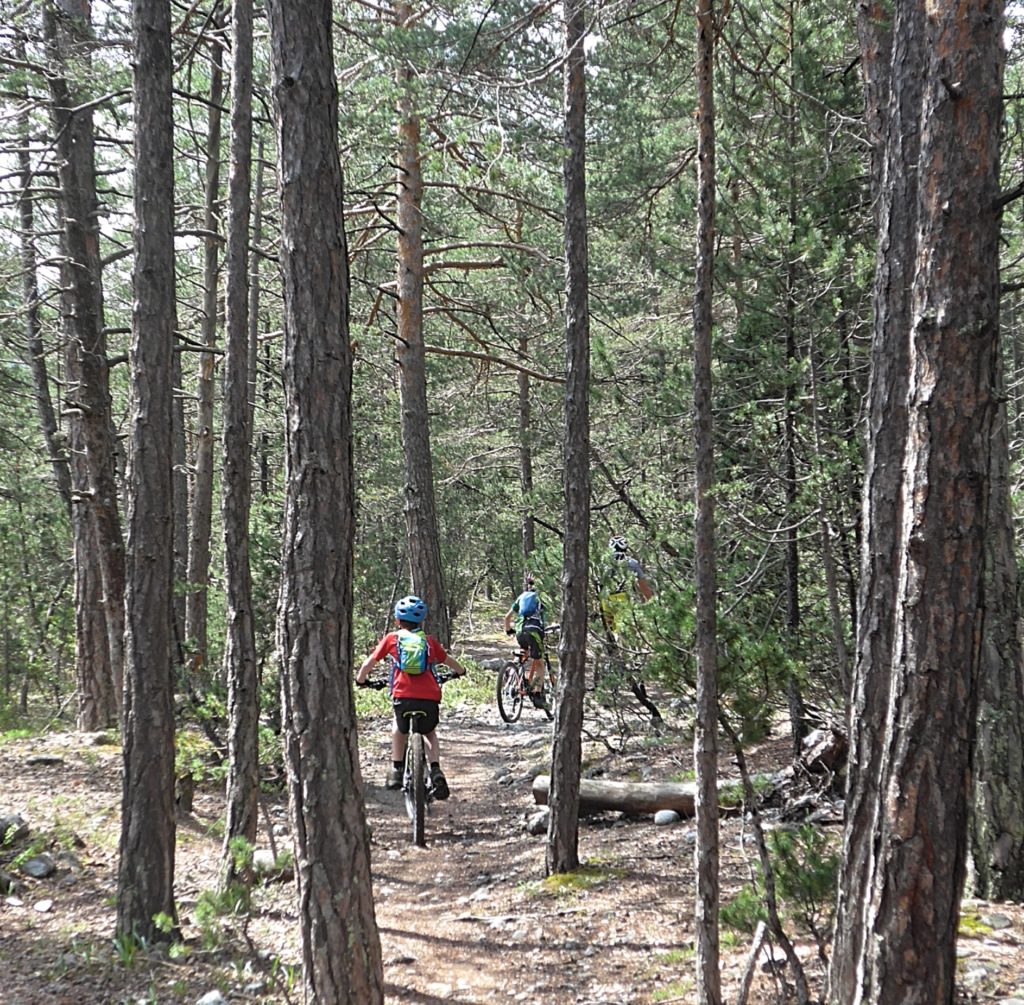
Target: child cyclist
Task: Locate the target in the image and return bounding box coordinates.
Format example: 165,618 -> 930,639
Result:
356,594 -> 466,799
503,576 -> 547,707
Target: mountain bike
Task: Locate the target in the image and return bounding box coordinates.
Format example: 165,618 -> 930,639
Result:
497,624 -> 559,724
359,669 -> 458,847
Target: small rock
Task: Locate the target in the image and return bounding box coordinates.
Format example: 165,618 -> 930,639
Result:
998,999 -> 1024,1005
525,809 -> 549,836
252,849 -> 294,882
81,731 -> 117,746
981,912 -> 1013,930
0,814 -> 29,843
25,754 -> 64,767
19,855 -> 56,879
963,967 -> 991,987
33,899 -> 53,913
654,809 -> 681,826
195,992 -> 227,1005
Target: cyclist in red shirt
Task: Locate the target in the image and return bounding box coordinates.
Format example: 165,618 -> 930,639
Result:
355,594 -> 466,798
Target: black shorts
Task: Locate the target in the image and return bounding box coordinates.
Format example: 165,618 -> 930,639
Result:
392,698 -> 440,735
516,627 -> 544,660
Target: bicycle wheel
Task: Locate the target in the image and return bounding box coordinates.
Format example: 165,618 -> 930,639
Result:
541,657 -> 555,722
496,661 -> 524,723
405,732 -> 427,847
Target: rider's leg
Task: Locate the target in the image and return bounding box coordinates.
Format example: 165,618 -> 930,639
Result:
423,728 -> 440,763
391,723 -> 409,762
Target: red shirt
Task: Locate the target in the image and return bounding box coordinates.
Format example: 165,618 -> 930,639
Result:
367,631 -> 450,701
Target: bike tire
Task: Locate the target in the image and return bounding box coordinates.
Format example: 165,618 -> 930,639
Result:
541,660 -> 555,722
496,662 -> 524,723
406,733 -> 427,847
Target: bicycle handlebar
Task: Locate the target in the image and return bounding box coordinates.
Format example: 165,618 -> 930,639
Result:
357,668 -> 464,690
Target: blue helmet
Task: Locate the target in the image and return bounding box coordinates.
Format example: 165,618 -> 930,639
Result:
394,594 -> 427,624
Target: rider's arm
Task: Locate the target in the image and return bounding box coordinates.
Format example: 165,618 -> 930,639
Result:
503,608 -> 515,634
636,576 -> 654,602
442,653 -> 467,676
355,656 -> 376,685
355,633 -> 392,684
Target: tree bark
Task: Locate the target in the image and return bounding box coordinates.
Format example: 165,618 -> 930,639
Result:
185,35 -> 224,679
266,0 -> 384,998
221,0 -> 260,886
547,0 -> 589,878
970,363 -> 1024,899
43,0 -> 126,729
692,0 -> 720,1001
830,1 -> 920,995
118,0 -> 179,943
16,62 -> 71,513
829,2 -> 1005,1001
517,336 -> 535,557
395,0 -> 450,644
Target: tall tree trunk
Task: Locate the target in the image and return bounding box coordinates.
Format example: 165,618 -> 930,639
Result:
266,0 -> 384,998
221,0 -> 260,886
829,1 -> 919,994
394,0 -> 450,644
692,0 -> 720,1001
43,0 -> 126,729
16,67 -> 71,513
185,36 -> 224,678
118,0 -> 179,944
829,2 -> 1005,1001
517,338 -> 535,558
782,0 -> 807,758
971,362 -> 1024,899
547,0 -> 589,878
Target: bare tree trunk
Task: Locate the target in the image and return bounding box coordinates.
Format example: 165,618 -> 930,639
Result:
185,37 -> 224,679
266,0 -> 384,997
43,0 -> 126,729
118,0 -> 179,944
692,0 -> 720,1001
971,363 -> 1024,899
547,0 -> 589,878
221,0 -> 260,886
15,66 -> 71,512
829,2 -> 1005,1000
829,2 -> 918,994
782,0 -> 807,758
394,0 -> 450,644
517,338 -> 535,558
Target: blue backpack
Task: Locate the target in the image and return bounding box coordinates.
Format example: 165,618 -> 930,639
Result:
395,628 -> 429,674
518,590 -> 542,623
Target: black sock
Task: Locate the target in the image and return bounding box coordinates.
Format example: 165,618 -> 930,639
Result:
393,760 -> 403,771
430,761 -> 440,771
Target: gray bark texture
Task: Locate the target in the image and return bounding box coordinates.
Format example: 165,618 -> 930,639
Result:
692,1 -> 720,1002
118,0 -> 179,943
829,2 -> 1005,1002
221,0 -> 261,882
971,374 -> 1024,899
266,0 -> 384,998
547,0 -> 589,878
395,0 -> 450,645
185,40 -> 224,678
44,0 -> 126,729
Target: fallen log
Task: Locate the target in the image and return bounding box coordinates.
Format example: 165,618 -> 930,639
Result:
532,774 -> 715,817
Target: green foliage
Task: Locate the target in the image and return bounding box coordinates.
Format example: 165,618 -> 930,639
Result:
721,824 -> 839,939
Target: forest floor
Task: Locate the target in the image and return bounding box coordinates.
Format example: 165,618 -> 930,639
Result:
2,636 -> 1024,1004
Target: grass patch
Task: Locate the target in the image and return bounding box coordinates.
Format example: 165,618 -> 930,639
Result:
652,981 -> 693,1001
521,863 -> 626,899
958,913 -> 994,938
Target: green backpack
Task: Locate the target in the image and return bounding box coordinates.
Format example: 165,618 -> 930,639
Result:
396,628 -> 429,675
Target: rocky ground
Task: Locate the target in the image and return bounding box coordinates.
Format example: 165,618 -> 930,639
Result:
2,641 -> 1024,1004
